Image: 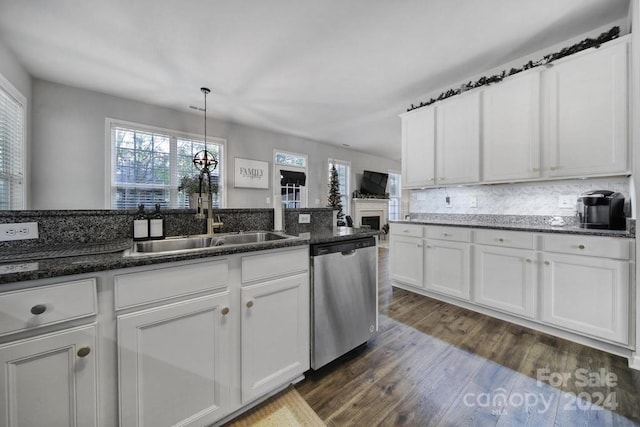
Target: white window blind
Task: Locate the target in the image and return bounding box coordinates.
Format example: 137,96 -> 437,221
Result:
0,78 -> 25,210
109,120 -> 224,209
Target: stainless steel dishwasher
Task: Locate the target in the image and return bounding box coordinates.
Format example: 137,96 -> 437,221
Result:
310,236 -> 378,370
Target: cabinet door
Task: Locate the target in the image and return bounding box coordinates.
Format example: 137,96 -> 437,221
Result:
0,324 -> 97,427
473,245 -> 537,318
543,40 -> 628,177
241,273 -> 309,403
401,106 -> 436,187
436,91 -> 480,185
390,235 -> 423,287
424,239 -> 470,300
118,293 -> 232,427
542,253 -> 629,344
482,71 -> 541,181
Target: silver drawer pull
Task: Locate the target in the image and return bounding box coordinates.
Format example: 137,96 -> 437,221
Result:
30,304 -> 46,315
498,238 -> 504,242
443,233 -> 450,237
578,244 -> 585,250
77,347 -> 91,358
544,261 -> 550,265
525,258 -> 532,263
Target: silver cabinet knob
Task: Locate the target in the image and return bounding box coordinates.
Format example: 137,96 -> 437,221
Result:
77,347 -> 91,358
578,244 -> 585,250
525,258 -> 532,263
221,307 -> 230,315
30,304 -> 46,315
544,261 -> 550,265
498,238 -> 504,242
246,301 -> 254,308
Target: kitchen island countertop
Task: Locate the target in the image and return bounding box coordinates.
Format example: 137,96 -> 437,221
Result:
0,228 -> 380,285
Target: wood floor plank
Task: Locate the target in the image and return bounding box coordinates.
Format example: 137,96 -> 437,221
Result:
296,248 -> 640,426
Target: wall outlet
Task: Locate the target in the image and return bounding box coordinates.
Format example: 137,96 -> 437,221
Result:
298,214 -> 311,224
445,196 -> 452,208
469,196 -> 478,208
558,195 -> 576,209
0,222 -> 39,242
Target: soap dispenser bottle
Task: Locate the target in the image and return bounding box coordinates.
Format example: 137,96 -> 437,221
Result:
132,204 -> 149,241
149,203 -> 165,240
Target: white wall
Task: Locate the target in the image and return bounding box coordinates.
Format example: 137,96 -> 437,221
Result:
31,79 -> 399,209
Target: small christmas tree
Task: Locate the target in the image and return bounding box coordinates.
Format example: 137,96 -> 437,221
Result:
327,164 -> 344,223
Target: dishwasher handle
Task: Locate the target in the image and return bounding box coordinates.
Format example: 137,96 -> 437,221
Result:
341,249 -> 357,256
311,236 -> 376,256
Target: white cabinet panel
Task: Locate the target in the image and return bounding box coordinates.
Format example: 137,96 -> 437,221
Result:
241,273 -> 309,403
473,245 -> 537,318
0,324 -> 98,427
482,71 -> 541,181
541,253 -> 629,344
0,278 -> 96,337
436,91 -> 480,185
543,40 -> 628,177
401,106 -> 435,188
390,235 -> 423,287
424,239 -> 470,300
118,293 -> 232,427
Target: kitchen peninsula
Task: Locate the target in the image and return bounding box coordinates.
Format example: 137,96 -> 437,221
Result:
0,207 -> 379,426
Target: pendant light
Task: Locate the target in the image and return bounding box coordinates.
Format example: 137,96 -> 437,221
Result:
193,87 -> 218,219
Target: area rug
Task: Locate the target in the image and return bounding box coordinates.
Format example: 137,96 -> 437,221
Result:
226,386 -> 325,426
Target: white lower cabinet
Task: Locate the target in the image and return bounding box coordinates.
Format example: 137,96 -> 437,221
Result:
424,239 -> 470,300
0,324 -> 98,427
241,273 -> 309,403
390,235 -> 423,287
389,224 -> 635,364
541,253 -> 629,345
473,245 -> 537,319
118,293 -> 232,427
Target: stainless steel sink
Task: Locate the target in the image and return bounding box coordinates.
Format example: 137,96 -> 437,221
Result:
124,231 -> 297,257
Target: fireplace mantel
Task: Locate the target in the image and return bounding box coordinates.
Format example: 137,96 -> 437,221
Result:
351,198 -> 389,229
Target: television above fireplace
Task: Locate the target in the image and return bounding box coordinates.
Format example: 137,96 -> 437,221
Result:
360,170 -> 388,196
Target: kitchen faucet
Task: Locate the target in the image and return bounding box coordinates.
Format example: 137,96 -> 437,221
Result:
195,171 -> 223,235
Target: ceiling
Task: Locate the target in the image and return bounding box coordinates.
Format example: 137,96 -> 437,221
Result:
0,0 -> 630,161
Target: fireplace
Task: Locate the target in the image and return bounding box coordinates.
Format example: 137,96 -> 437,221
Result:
351,199 -> 388,230
361,215 -> 380,230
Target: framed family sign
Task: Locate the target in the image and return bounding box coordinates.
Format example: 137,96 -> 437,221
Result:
234,157 -> 269,189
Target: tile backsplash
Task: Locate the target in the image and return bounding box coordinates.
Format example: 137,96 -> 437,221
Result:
409,177 -> 631,217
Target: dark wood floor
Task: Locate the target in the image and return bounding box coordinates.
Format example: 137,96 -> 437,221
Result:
297,247 -> 640,426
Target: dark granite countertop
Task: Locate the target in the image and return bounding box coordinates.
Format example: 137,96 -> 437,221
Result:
0,228 -> 380,285
391,216 -> 635,238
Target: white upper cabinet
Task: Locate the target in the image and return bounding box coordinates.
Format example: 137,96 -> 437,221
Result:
482,71 -> 541,181
401,106 -> 435,188
436,91 -> 480,185
542,39 -> 628,177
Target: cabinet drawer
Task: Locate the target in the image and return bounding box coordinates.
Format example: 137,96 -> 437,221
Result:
426,226 -> 470,242
474,229 -> 535,249
114,259 -> 228,310
390,223 -> 423,238
0,279 -> 97,337
242,247 -> 309,284
542,234 -> 630,259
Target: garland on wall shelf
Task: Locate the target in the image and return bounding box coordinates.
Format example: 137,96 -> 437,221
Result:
407,26 -> 620,112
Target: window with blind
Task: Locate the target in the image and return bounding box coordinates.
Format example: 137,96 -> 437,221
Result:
328,159 -> 350,216
388,171 -> 401,220
109,120 -> 225,209
0,75 -> 25,210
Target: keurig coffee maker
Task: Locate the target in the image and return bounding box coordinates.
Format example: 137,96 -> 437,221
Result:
577,190 -> 626,230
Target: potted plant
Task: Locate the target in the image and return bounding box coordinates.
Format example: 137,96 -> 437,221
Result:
179,174 -> 218,208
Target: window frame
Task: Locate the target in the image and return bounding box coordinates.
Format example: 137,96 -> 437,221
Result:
273,149 -> 308,209
388,170 -> 402,221
328,158 -> 351,216
0,72 -> 27,210
105,118 -> 226,209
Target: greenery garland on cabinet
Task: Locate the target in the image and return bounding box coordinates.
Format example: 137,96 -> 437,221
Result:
407,26 -> 620,112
